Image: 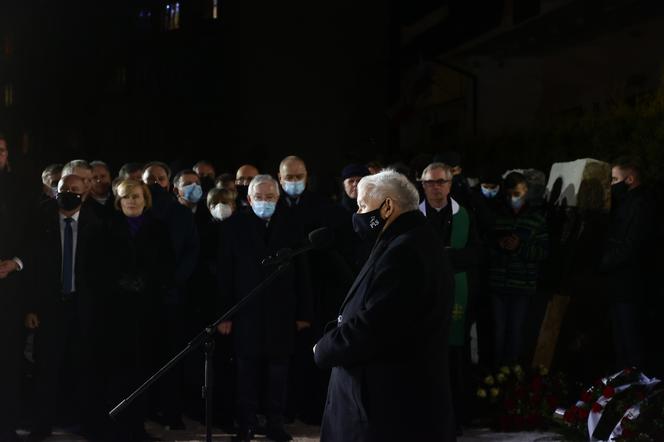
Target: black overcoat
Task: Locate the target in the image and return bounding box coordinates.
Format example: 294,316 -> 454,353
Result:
104,210 -> 175,354
600,186 -> 656,303
314,210 -> 456,442
217,206 -> 313,358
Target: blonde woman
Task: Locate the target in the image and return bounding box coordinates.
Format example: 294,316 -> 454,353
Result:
103,179 -> 175,441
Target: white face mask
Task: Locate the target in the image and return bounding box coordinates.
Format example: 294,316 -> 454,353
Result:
211,203 -> 233,221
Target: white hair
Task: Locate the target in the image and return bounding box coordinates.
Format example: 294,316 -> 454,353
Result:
358,169 -> 420,212
248,174 -> 280,197
62,159 -> 91,177
420,162 -> 453,180
41,163 -> 62,185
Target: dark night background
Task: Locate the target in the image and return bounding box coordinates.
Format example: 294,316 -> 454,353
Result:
2,0 -> 664,186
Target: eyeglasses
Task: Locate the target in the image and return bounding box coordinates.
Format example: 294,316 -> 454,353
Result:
420,179 -> 450,187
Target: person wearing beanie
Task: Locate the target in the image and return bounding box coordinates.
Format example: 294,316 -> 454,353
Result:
340,163 -> 370,214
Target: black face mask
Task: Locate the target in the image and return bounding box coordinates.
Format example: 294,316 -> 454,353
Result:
611,181 -> 629,205
201,176 -> 215,193
236,185 -> 249,201
148,183 -> 165,196
352,200 -> 386,242
56,192 -> 82,211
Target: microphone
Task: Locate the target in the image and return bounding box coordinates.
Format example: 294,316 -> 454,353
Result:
261,227 -> 333,266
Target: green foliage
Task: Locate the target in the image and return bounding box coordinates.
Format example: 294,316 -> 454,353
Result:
462,75 -> 664,182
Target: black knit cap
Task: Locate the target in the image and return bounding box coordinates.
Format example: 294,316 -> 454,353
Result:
341,163 -> 370,180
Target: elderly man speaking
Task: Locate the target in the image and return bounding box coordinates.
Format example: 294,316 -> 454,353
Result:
313,170 -> 456,442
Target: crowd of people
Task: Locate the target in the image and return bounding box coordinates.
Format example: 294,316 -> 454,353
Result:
0,131 -> 656,442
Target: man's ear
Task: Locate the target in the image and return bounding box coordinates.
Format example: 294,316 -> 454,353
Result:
383,197 -> 393,218
625,175 -> 635,186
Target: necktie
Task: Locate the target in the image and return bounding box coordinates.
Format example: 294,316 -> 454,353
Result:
62,217 -> 74,296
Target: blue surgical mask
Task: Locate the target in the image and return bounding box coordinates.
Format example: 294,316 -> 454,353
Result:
182,183 -> 203,204
481,185 -> 499,199
282,180 -> 306,197
252,200 -> 277,219
510,196 -> 525,210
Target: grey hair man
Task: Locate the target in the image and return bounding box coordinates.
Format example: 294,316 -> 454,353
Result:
314,168 -> 455,442
62,159 -> 93,199
41,164 -> 63,200
419,162 -> 453,211
247,174 -> 280,221
352,169 -> 420,241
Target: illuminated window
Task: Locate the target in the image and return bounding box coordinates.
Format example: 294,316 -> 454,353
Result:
164,2 -> 181,31
212,0 -> 219,19
4,84 -> 14,107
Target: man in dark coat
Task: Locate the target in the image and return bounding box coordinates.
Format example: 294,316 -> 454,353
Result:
217,174 -> 313,442
142,162 -> 200,429
314,169 -> 456,442
600,157 -> 655,370
277,156 -> 354,424
24,174 -> 107,441
0,136 -> 27,442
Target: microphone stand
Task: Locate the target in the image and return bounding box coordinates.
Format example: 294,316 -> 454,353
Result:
109,261 -> 293,442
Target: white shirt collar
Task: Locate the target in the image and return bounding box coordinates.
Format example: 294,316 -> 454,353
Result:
419,197 -> 460,216
59,210 -> 81,222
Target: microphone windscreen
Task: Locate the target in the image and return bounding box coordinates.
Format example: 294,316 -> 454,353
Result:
308,227 -> 333,249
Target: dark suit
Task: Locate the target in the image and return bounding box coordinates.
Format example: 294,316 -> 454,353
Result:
218,206 -> 312,430
87,195 -> 116,220
281,188 -> 357,423
27,200 -> 106,433
314,210 -> 456,442
148,187 -> 199,423
0,170 -> 25,437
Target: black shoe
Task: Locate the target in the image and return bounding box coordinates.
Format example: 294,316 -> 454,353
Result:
232,427 -> 255,442
265,426 -> 293,442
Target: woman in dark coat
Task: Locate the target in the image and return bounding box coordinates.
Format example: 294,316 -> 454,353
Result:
103,179 -> 175,441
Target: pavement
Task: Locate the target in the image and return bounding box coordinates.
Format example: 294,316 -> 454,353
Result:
15,419 -> 568,441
